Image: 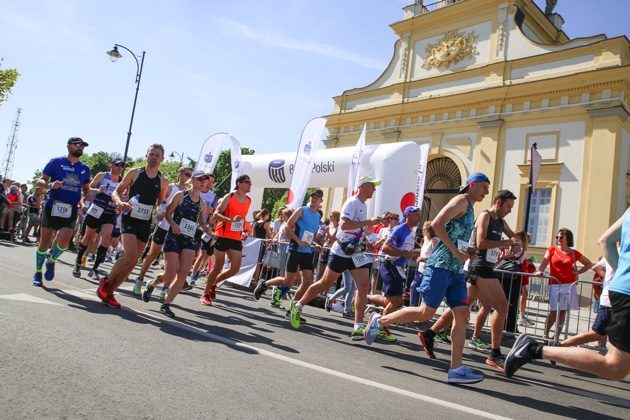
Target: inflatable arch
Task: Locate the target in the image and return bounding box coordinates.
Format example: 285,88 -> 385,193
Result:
240,141 -> 422,217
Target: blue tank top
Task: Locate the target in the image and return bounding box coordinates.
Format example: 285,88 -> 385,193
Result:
609,206 -> 630,296
427,200 -> 474,274
289,206 -> 321,253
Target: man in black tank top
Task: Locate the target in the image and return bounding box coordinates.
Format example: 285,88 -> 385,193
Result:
97,144 -> 170,309
425,190 -> 520,372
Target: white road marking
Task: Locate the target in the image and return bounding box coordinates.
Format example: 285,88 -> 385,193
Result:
0,293 -> 63,306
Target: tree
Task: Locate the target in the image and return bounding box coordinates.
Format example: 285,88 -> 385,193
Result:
212,147 -> 255,198
0,59 -> 19,105
81,151 -> 123,174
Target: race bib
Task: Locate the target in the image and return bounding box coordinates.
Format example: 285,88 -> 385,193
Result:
130,202 -> 153,221
201,233 -> 212,242
486,247 -> 500,264
51,201 -> 72,218
87,204 -> 104,219
457,240 -> 469,251
231,219 -> 244,232
351,253 -> 369,267
301,230 -> 315,245
179,218 -> 198,238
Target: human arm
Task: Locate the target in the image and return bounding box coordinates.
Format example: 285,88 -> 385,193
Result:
534,249 -> 551,276
286,208 -> 310,248
164,192 -> 183,235
575,252 -> 594,275
598,213 -> 624,271
112,169 -> 140,212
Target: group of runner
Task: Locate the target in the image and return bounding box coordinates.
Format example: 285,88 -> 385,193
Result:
26,136 -> 630,385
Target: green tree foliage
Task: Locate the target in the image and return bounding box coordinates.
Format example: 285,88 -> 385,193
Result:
81,151 -> 123,174
212,147 -> 255,198
267,187 -> 317,217
0,59 -> 20,104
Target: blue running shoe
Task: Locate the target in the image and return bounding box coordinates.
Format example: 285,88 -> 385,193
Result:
32,272 -> 43,287
364,312 -> 382,345
44,259 -> 55,281
447,365 -> 484,384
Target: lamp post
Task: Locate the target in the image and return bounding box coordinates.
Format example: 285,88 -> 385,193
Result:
106,44 -> 145,165
169,151 -> 187,166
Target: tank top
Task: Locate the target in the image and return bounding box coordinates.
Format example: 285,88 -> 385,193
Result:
216,193 -> 251,240
470,210 -> 505,269
610,207 -> 630,295
289,206 -> 321,254
92,172 -> 120,212
129,168 -> 162,207
253,220 -> 267,239
171,190 -> 201,240
427,200 -> 474,274
158,183 -> 188,230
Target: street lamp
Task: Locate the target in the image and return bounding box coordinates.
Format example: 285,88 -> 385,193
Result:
169,151 -> 187,165
106,44 -> 146,165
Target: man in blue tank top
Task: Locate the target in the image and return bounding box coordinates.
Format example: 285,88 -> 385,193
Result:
32,137 -> 91,287
254,189 -> 323,310
364,172 -> 490,384
506,206 -> 630,381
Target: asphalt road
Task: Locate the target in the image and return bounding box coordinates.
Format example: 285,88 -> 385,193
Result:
1,240 -> 629,419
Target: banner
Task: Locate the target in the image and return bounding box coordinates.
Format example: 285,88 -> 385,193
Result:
223,237 -> 262,288
347,124 -> 366,199
229,136 -> 242,190
286,117 -> 327,209
415,143 -> 430,208
196,133 -> 228,174
531,144 -> 542,192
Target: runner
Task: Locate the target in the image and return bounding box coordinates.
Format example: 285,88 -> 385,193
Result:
32,137 -> 91,286
364,172 -> 490,384
134,166 -> 192,295
142,170 -> 208,317
200,174 -> 252,306
365,206 -> 422,342
414,190 -> 520,372
288,177 -> 383,340
96,144 -> 169,308
23,186 -> 43,243
253,189 -> 323,310
72,158 -> 124,278
506,207 -> 630,381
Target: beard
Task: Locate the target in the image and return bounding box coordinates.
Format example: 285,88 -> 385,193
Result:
70,149 -> 83,158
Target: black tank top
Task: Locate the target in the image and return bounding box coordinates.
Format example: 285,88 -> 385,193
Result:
470,210 -> 504,269
129,168 -> 162,207
253,220 -> 267,239
172,191 -> 201,226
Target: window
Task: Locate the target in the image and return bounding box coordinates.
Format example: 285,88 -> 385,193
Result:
528,189 -> 552,247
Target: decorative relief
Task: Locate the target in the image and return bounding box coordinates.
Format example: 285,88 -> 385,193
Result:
422,30 -> 478,70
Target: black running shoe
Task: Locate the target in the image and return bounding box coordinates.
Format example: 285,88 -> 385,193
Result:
505,334 -> 536,378
72,264 -> 81,278
253,279 -> 267,301
160,304 -> 175,317
418,330 -> 436,359
181,283 -> 193,292
142,283 -> 155,303
324,296 -> 332,312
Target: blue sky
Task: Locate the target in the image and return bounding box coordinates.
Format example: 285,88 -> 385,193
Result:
0,0 -> 627,183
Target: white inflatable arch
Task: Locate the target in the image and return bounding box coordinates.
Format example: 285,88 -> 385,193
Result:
240,141 -> 421,217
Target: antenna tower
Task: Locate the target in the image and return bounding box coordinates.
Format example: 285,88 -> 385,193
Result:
1,108 -> 22,179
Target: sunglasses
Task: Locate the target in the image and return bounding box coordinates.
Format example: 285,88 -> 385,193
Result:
556,235 -> 565,239
182,172 -> 192,177
72,143 -> 86,148
113,162 -> 125,168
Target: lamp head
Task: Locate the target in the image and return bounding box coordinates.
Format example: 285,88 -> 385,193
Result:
106,45 -> 122,62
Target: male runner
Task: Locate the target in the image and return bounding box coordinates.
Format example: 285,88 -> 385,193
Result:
288,177 -> 383,339
73,158 -> 124,278
364,172 -> 490,384
32,137 -> 91,286
23,186 -> 43,243
200,174 -> 252,306
96,144 -> 169,308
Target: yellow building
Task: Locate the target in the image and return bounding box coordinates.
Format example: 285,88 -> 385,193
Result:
324,0 -> 630,259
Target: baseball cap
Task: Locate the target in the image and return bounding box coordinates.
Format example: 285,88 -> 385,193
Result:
358,176 -> 381,187
310,189 -> 324,198
403,206 -> 421,218
191,169 -> 209,179
67,137 -> 89,147
459,172 -> 490,193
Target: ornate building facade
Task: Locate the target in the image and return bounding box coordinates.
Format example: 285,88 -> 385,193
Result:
324,0 -> 630,258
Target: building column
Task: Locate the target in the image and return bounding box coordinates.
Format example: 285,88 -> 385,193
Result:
578,105 -> 628,257
474,119 -> 504,209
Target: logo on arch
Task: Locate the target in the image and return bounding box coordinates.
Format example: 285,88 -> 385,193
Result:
269,159 -> 286,183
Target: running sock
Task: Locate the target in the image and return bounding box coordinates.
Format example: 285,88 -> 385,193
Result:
425,329 -> 437,339
75,243 -> 88,265
35,249 -> 48,272
280,286 -> 290,298
49,244 -> 67,263
491,348 -> 501,358
529,343 -> 544,360
295,302 -> 304,311
354,323 -> 364,330
92,245 -> 108,271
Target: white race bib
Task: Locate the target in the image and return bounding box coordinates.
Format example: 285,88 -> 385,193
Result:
201,233 -> 212,242
457,240 -> 469,251
51,201 -> 72,218
301,230 -> 315,245
486,247 -> 500,264
87,204 -> 104,219
179,218 -> 198,238
130,202 -> 153,221
351,253 -> 369,267
230,219 -> 244,232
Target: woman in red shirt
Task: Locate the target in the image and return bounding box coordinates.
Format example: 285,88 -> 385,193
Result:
535,228 -> 593,339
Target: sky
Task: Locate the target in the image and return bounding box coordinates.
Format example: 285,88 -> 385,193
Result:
0,0 -> 627,183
